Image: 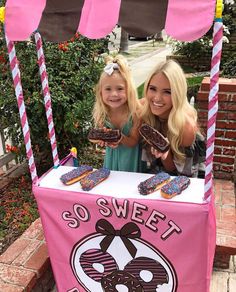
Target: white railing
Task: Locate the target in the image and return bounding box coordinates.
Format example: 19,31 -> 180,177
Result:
0,128 -> 18,174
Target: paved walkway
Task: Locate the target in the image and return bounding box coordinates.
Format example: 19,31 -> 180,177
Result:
130,46 -> 172,87
120,40 -> 172,87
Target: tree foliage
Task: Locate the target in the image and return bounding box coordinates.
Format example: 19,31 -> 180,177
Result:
172,1 -> 236,68
0,27 -> 109,166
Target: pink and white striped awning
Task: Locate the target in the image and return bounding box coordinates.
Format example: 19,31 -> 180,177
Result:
5,0 -> 216,42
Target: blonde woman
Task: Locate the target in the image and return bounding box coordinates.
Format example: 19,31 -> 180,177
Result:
141,60 -> 205,177
93,55 -> 141,172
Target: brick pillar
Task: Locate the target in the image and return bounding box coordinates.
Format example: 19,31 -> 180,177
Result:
196,77 -> 236,181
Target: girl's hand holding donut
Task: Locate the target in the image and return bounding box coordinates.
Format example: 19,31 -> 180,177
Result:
106,134 -> 124,149
97,140 -> 106,147
106,142 -> 119,149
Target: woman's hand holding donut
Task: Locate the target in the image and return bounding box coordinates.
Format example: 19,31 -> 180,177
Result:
151,147 -> 169,161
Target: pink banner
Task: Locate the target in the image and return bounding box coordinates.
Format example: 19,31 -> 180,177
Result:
5,0 -> 215,41
5,0 -> 46,40
78,0 -> 121,39
34,179 -> 215,292
165,0 -> 216,41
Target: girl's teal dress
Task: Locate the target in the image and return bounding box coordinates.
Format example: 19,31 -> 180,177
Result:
104,119 -> 140,172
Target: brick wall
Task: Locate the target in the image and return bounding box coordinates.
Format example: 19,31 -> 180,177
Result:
0,219 -> 54,292
196,77 -> 236,180
167,54 -> 211,71
223,32 -> 236,57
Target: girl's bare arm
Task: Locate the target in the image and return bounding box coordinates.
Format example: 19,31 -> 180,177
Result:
120,116 -> 141,147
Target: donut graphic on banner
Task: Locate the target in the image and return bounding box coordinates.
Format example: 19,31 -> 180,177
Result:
70,219 -> 177,291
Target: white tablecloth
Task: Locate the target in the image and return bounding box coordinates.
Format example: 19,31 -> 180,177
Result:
39,166 -> 205,204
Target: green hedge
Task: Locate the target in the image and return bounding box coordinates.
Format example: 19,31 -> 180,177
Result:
0,31 -> 109,167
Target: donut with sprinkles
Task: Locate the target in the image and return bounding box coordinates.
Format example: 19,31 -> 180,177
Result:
139,124 -> 170,153
88,128 -> 121,143
60,165 -> 93,185
138,172 -> 171,195
101,270 -> 143,292
161,176 -> 190,199
80,168 -> 110,191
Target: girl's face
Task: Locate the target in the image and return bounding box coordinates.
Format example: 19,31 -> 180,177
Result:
146,72 -> 172,119
101,73 -> 127,109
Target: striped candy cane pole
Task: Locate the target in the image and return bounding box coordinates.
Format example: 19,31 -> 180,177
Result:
5,35 -> 38,184
204,1 -> 223,200
34,32 -> 60,167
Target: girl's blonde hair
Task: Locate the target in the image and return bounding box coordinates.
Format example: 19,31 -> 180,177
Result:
142,59 -> 199,160
93,55 -> 138,127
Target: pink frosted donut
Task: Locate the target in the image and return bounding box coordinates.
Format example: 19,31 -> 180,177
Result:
125,257 -> 168,291
79,249 -> 117,281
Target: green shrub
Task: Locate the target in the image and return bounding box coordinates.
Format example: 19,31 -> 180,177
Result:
137,83 -> 144,98
187,76 -> 204,87
172,2 -> 236,68
221,54 -> 236,77
0,31 -> 109,168
173,37 -> 212,61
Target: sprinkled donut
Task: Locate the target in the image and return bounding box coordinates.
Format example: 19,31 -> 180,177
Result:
124,257 -> 169,291
138,172 -> 171,195
161,176 -> 190,199
88,128 -> 121,143
139,124 -> 170,152
80,168 -> 110,191
101,270 -> 143,292
60,165 -> 93,185
79,249 -> 117,282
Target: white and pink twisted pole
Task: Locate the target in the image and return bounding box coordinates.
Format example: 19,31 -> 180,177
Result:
204,5 -> 223,200
5,36 -> 38,184
34,32 -> 60,167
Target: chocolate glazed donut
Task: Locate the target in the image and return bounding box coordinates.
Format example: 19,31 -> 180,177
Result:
101,270 -> 143,292
124,257 -> 169,291
79,249 -> 117,282
139,124 -> 170,153
88,128 -> 121,143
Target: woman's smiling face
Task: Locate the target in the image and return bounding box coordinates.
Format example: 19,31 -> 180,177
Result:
147,72 -> 173,119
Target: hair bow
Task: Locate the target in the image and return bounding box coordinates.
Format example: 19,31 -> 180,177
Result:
104,62 -> 119,75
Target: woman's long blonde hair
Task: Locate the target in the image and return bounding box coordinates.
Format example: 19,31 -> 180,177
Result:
93,55 -> 138,127
142,60 -> 199,160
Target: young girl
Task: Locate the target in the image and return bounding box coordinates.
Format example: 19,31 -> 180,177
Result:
92,55 -> 141,172
141,60 -> 205,177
